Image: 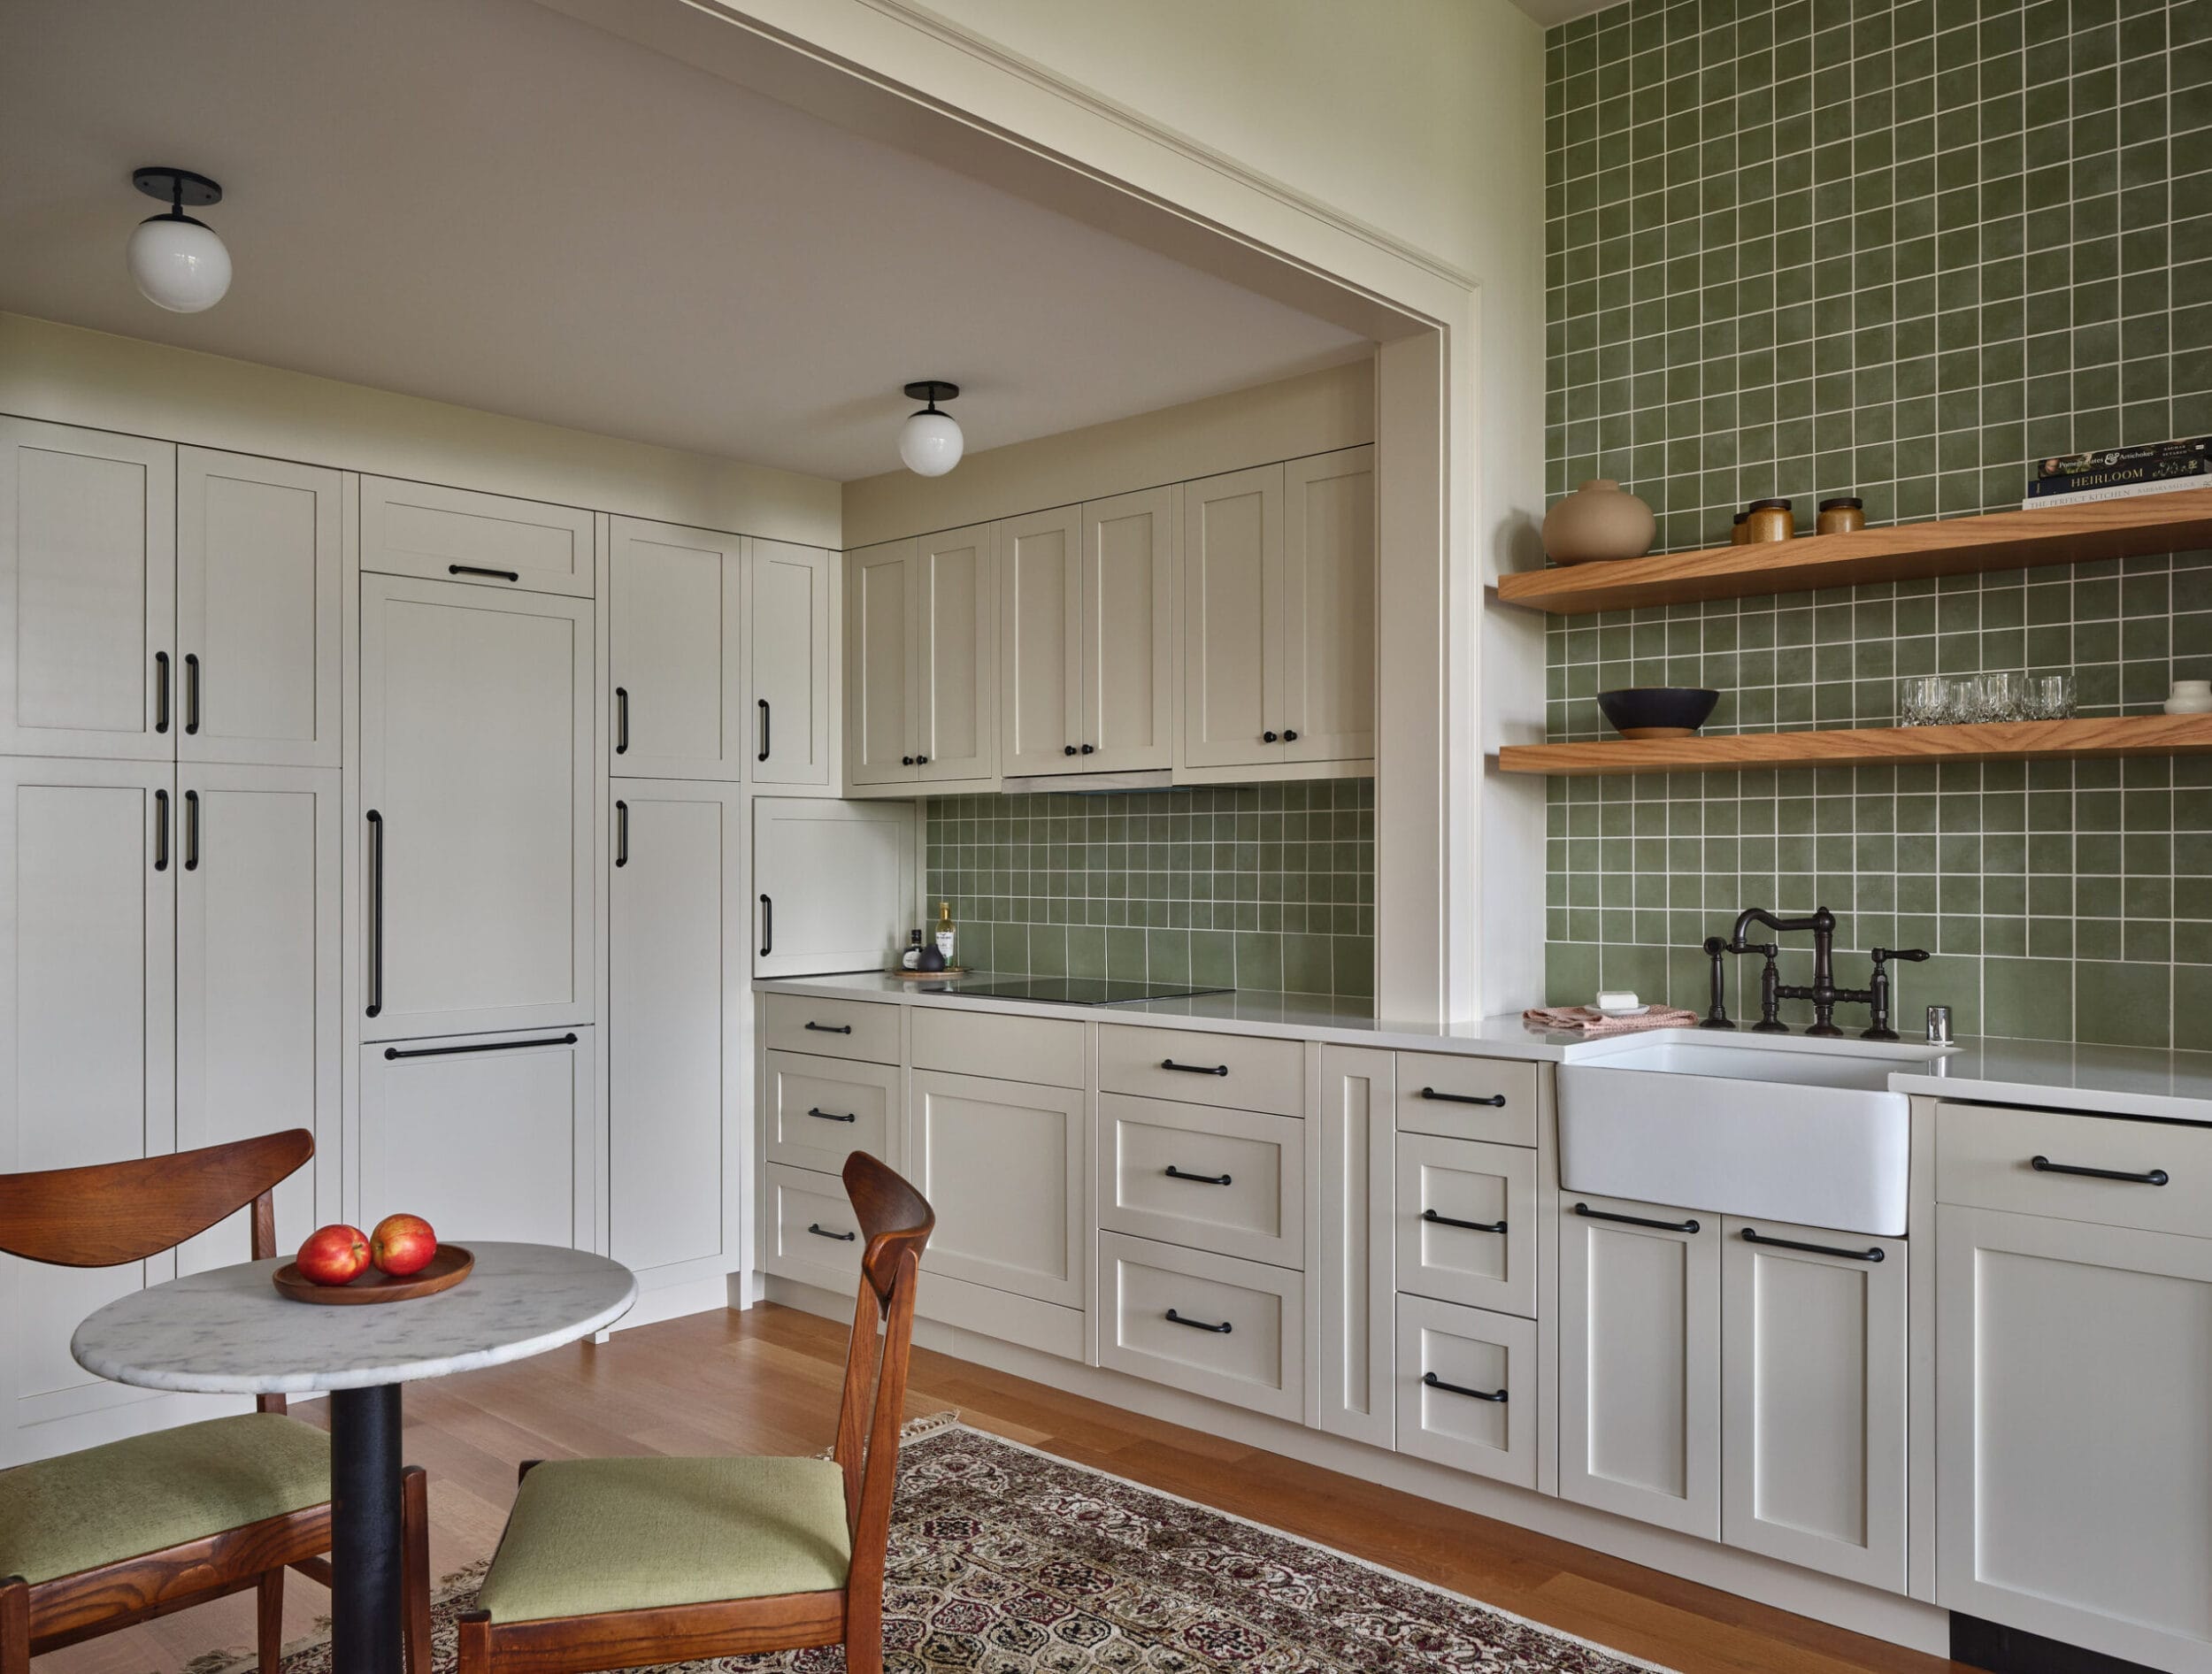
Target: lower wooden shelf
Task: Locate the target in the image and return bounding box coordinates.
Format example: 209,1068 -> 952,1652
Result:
1496,713 -> 2212,776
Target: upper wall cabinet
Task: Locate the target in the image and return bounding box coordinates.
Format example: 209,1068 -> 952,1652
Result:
178,449 -> 342,769
747,538 -> 834,789
843,526 -> 996,795
1181,447 -> 1373,772
607,517 -> 744,781
0,418 -> 176,762
359,476 -> 594,597
1001,489 -> 1177,779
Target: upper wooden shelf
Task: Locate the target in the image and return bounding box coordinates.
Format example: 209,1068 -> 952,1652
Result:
1496,714 -> 2212,777
1494,489 -> 2212,615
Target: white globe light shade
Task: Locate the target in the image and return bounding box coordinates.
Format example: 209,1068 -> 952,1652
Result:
128,215 -> 232,312
898,408 -> 964,477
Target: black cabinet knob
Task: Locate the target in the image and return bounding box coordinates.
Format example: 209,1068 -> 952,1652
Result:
902,756 -> 914,765
1283,729 -> 1298,741
916,754 -> 929,764
1064,744 -> 1078,756
1263,730 -> 1279,743
1080,742 -> 1095,754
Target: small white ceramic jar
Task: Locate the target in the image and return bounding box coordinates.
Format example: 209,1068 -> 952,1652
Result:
2167,680 -> 2212,715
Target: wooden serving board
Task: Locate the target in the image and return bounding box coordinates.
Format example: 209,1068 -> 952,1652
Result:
272,1243 -> 473,1304
887,965 -> 969,979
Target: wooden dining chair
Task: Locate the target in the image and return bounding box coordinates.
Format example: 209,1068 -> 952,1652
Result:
0,1130 -> 432,1674
456,1151 -> 934,1674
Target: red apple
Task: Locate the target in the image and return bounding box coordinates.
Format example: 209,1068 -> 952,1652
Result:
297,1224 -> 370,1286
369,1213 -> 438,1278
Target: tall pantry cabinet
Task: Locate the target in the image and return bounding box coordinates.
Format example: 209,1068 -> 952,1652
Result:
0,419 -> 342,1466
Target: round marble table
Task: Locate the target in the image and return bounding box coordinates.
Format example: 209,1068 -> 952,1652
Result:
73,1241 -> 636,1674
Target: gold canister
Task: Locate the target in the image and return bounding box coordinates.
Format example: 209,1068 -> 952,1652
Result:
1745,497 -> 1793,541
1817,495 -> 1865,534
1729,512 -> 1749,545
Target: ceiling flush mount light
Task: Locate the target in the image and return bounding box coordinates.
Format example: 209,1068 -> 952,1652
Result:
898,380 -> 964,478
127,166 -> 232,313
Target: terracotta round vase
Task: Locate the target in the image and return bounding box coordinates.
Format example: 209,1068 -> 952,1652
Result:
1543,479 -> 1655,564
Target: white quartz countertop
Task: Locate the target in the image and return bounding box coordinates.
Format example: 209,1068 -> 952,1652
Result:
755,971 -> 2212,1122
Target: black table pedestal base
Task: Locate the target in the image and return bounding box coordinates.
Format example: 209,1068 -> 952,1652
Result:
329,1384 -> 405,1674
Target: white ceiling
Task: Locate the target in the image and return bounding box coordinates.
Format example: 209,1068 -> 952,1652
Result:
0,0 -> 1369,481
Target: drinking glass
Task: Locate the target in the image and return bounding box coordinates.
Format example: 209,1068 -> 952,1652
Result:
1897,675 -> 1947,726
1982,672 -> 2031,722
2031,673 -> 2076,720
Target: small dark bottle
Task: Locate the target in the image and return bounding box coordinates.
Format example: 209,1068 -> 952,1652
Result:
918,938 -> 948,973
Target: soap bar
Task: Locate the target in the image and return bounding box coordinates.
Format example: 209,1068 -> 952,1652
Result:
1595,989 -> 1639,1010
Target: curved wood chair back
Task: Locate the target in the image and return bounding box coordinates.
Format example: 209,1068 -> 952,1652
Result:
0,1128 -> 314,1268
831,1152 -> 934,1629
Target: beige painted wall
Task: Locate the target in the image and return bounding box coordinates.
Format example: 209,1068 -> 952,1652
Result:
0,312 -> 842,544
843,359 -> 1373,545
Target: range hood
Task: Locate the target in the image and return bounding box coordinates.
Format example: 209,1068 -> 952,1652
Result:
1002,768 -> 1174,795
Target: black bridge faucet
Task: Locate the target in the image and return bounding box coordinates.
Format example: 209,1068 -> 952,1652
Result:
1700,906 -> 1928,1039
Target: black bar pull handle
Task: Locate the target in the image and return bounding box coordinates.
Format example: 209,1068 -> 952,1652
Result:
365,810 -> 384,1018
1421,1086 -> 1508,1108
2032,1154 -> 2170,1186
449,563 -> 519,582
615,687 -> 629,755
804,1020 -> 854,1034
384,1033 -> 577,1061
614,800 -> 628,868
183,653 -> 200,735
1740,1226 -> 1884,1262
1423,1207 -> 1507,1234
757,697 -> 771,763
182,788 -> 200,872
1165,1165 -> 1233,1186
154,650 -> 170,733
1162,1058 -> 1229,1077
1165,1308 -> 1232,1334
1423,1371 -> 1507,1403
758,894 -> 772,958
153,788 -> 169,872
808,1223 -> 857,1242
1573,1202 -> 1701,1234
808,1107 -> 858,1124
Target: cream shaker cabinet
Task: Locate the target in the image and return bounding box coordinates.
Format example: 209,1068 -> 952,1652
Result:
1316,1045 -> 1397,1449
843,526 -> 995,793
747,538 -> 834,789
606,517 -> 744,782
358,576 -> 594,1040
607,779 -> 747,1285
751,797 -> 915,978
1180,448 -> 1373,772
358,476 -> 594,597
907,1069 -> 1084,1309
1558,1194 -> 1722,1540
998,506 -> 1083,775
1720,1217 -> 1907,1594
1937,1202 -> 2212,1670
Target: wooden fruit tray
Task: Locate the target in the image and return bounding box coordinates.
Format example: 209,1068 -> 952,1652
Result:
272,1244 -> 473,1304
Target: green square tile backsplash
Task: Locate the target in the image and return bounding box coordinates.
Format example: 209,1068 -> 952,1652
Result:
925,780 -> 1375,997
1545,0 -> 2212,1046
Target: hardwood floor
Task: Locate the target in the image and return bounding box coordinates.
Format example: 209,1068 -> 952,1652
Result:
40,1301 -> 1969,1674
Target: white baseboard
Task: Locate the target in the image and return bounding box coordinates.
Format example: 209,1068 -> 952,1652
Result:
763,1273 -> 1950,1660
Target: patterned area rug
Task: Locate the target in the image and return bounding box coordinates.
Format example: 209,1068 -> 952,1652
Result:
260,1421 -> 1675,1673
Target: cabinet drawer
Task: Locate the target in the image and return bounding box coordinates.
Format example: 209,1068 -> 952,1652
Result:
359,477 -> 594,597
1097,1094 -> 1305,1268
1395,1294 -> 1539,1489
762,1051 -> 900,1176
761,1162 -> 865,1294
912,1005 -> 1083,1089
761,994 -> 900,1064
1395,1052 -> 1539,1146
1396,1133 -> 1537,1318
1936,1101 -> 2212,1239
1097,1232 -> 1304,1422
1097,1025 -> 1303,1117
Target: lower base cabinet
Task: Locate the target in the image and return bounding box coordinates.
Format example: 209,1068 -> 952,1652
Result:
1395,1293 -> 1537,1488
1938,1203 -> 2212,1671
762,1160 -> 868,1295
907,1069 -> 1085,1309
358,1028 -> 597,1250
1097,1231 -> 1305,1423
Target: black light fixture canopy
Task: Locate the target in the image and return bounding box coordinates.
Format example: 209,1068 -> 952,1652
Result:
133,166 -> 224,214
902,380 -> 959,409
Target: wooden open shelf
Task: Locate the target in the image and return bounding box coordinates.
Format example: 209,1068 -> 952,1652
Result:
1494,488 -> 2212,615
1497,713 -> 2212,777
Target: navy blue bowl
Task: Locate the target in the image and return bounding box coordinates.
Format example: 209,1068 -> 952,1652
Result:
1597,687 -> 1719,739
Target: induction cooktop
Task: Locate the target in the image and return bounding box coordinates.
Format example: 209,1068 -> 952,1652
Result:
946,977 -> 1232,1007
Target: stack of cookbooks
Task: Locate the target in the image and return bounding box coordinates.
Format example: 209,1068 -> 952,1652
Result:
2024,438 -> 2212,507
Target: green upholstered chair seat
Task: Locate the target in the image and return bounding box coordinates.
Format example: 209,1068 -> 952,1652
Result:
475,1455 -> 853,1624
0,1411 -> 331,1586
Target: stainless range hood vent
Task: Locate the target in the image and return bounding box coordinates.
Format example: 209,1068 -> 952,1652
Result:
1002,768 -> 1175,795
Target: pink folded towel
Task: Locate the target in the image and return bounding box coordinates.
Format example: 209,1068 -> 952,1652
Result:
1522,1003 -> 1699,1034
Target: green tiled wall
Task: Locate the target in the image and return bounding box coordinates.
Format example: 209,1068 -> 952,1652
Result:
924,780 -> 1375,997
1545,0 -> 2212,1046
